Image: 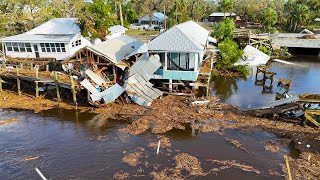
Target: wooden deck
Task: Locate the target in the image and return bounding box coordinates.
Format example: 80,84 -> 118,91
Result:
271,33 -> 320,49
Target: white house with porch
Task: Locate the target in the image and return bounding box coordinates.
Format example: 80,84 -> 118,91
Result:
148,21 -> 211,82
137,12 -> 168,30
3,18 -> 92,61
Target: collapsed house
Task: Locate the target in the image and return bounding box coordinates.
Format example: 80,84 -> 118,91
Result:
62,35 -> 162,107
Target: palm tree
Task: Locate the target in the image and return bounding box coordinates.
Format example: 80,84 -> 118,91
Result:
219,0 -> 233,18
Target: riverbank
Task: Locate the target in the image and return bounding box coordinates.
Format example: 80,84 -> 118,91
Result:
0,90 -> 319,179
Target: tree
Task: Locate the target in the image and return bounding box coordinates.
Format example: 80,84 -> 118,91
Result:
78,0 -> 117,40
211,17 -> 234,42
292,4 -> 309,32
262,8 -> 278,33
217,38 -> 243,69
218,0 -> 233,18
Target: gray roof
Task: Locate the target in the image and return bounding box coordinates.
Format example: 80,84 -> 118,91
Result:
87,35 -> 148,69
148,21 -> 209,52
209,12 -> 236,17
3,34 -> 76,43
109,25 -> 128,33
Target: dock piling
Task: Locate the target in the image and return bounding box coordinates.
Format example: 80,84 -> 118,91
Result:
16,67 -> 21,95
69,74 -> 77,106
35,67 -> 39,97
54,71 -> 61,102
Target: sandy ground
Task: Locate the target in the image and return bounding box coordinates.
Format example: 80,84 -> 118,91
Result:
0,90 -> 319,179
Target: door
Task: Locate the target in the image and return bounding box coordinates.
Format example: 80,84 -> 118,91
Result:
33,45 -> 39,58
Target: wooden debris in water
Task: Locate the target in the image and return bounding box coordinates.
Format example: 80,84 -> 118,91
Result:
149,168 -> 183,180
225,138 -> 248,152
122,152 -> 143,167
35,167 -> 47,180
22,156 -> 41,161
174,153 -> 205,176
264,141 -> 280,153
149,136 -> 171,149
113,172 -> 129,180
0,118 -> 18,125
207,159 -> 260,174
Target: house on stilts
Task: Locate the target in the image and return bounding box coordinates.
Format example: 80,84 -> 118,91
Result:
148,21 -> 215,95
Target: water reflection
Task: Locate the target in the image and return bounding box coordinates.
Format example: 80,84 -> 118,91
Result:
211,55 -> 320,109
212,76 -> 240,101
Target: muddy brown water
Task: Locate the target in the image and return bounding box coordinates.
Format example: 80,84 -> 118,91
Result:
0,108 -> 288,179
212,55 -> 320,109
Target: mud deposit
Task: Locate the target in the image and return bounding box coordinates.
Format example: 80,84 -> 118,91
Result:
0,108 -> 294,179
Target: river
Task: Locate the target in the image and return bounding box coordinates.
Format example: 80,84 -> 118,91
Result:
1,55 -> 319,179
212,55 -> 320,109
0,108 -> 287,179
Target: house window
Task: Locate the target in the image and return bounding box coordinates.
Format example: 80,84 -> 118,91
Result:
72,40 -> 81,47
5,42 -> 13,52
40,43 -> 66,53
168,53 -> 191,71
5,42 -> 32,52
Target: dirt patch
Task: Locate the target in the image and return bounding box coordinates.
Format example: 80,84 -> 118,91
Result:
174,153 -> 205,176
0,118 -> 18,125
264,141 -> 280,153
113,172 -> 129,180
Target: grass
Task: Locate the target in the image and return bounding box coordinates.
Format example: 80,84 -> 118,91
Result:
126,29 -> 160,36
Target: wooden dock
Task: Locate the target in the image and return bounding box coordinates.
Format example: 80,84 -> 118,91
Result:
271,33 -> 320,49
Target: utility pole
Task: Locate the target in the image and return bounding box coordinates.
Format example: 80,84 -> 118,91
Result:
1,37 -> 5,60
119,0 -> 124,27
164,6 -> 166,30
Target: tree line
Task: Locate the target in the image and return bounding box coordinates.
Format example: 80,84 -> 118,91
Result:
1,0 -> 319,39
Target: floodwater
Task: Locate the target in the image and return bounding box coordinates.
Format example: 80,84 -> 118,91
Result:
212,55 -> 320,109
0,108 -> 286,179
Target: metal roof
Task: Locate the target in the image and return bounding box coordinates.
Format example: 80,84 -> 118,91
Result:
3,34 -> 76,43
86,35 -> 147,69
3,18 -> 80,43
140,12 -> 168,21
108,25 -> 128,33
148,21 -> 209,52
209,12 -> 236,17
26,18 -> 80,35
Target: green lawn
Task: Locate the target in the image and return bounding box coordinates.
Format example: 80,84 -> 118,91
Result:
126,29 -> 160,36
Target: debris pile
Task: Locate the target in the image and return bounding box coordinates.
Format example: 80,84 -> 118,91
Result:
174,153 -> 205,176
207,159 -> 260,174
63,35 -> 162,107
122,151 -> 144,167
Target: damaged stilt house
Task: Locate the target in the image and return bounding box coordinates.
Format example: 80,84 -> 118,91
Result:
148,21 -> 214,95
62,35 -> 162,107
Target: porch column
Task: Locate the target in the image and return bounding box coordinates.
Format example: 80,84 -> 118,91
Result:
164,52 -> 168,70
194,53 -> 199,71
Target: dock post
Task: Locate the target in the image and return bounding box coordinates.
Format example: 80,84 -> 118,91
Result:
16,66 -> 21,95
54,71 -> 61,102
35,67 -> 39,97
69,74 -> 77,107
46,65 -> 49,72
0,77 -> 2,92
30,62 -> 33,69
19,63 -> 23,69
